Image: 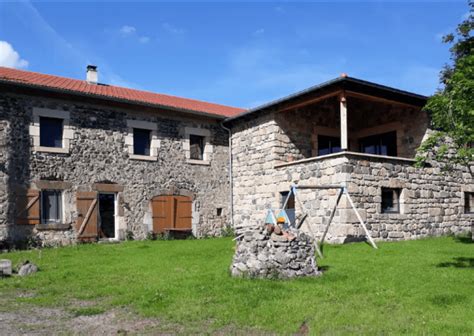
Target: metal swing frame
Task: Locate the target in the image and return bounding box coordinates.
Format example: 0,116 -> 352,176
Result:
281,183 -> 377,258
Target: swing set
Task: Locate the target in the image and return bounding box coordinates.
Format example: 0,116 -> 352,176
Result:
264,183 -> 377,258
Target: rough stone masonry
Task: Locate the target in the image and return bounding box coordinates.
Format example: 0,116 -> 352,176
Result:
0,92 -> 230,246
230,224 -> 320,279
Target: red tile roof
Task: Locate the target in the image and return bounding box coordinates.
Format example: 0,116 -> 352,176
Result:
0,67 -> 245,118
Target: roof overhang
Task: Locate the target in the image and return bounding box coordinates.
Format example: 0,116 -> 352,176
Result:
224,76 -> 428,125
0,79 -> 230,120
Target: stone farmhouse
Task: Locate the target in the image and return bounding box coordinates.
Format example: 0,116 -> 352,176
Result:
0,66 -> 472,246
224,76 -> 473,242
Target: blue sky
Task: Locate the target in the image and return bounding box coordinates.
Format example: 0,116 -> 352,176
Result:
0,1 -> 470,108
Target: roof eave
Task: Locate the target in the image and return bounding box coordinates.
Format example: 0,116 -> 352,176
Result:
0,79 -> 230,120
224,77 -> 429,124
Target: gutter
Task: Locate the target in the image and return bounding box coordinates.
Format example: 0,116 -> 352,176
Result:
220,121 -> 234,230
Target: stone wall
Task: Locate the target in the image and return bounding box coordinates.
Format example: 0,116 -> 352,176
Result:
231,108 -> 473,243
0,92 -> 230,246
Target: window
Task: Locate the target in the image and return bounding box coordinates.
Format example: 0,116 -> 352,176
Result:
40,117 -> 63,148
280,191 -> 295,224
360,131 -> 397,156
190,134 -> 205,160
216,208 -> 223,216
318,135 -> 341,156
465,192 -> 474,214
381,188 -> 401,213
133,128 -> 151,156
41,190 -> 62,224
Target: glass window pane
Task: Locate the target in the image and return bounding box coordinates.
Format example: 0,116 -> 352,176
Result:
382,188 -> 400,213
41,190 -> 62,223
318,135 -> 341,156
465,192 -> 474,214
133,128 -> 151,156
360,131 -> 397,156
190,135 -> 204,160
40,117 -> 63,148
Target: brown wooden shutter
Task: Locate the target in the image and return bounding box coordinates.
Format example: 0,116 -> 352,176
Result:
152,195 -> 192,233
76,191 -> 98,240
152,196 -> 173,233
175,196 -> 192,230
15,189 -> 40,225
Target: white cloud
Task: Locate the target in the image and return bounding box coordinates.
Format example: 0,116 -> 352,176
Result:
0,41 -> 29,68
253,28 -> 265,36
118,25 -> 150,44
274,6 -> 285,14
162,22 -> 185,35
138,36 -> 150,44
120,25 -> 136,35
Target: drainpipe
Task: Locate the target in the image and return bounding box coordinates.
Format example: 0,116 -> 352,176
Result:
220,121 -> 234,230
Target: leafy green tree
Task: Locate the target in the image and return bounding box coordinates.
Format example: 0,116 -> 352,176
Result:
416,1 -> 473,169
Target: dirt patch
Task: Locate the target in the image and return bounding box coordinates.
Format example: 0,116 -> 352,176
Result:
0,293 -> 269,335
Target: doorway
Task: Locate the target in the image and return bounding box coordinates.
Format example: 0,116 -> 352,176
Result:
98,193 -> 116,239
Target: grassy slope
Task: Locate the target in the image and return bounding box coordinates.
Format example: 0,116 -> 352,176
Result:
0,236 -> 472,334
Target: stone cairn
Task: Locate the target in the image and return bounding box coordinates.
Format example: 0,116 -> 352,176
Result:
230,222 -> 320,279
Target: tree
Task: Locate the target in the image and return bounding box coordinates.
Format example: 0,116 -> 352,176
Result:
416,1 -> 474,169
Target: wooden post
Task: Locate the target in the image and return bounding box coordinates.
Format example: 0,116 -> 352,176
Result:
340,93 -> 348,150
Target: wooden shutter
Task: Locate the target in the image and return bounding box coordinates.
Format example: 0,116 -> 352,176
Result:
152,195 -> 192,233
76,191 -> 98,240
175,196 -> 192,230
152,196 -> 173,233
15,189 -> 40,225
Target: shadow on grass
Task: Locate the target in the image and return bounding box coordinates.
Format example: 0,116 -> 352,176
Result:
453,234 -> 473,244
437,257 -> 474,269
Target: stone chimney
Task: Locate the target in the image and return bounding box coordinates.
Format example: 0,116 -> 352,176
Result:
86,65 -> 98,84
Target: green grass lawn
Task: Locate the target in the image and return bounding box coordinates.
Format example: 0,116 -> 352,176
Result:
0,236 -> 473,334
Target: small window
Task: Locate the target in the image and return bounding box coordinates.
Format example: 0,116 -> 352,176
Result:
216,208 -> 223,216
280,191 -> 295,224
381,188 -> 401,213
465,192 -> 474,214
318,135 -> 341,156
41,190 -> 62,224
190,135 -> 205,160
360,131 -> 397,156
40,117 -> 63,148
133,128 -> 151,156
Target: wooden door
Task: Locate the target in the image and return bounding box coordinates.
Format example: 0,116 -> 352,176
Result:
152,195 -> 192,233
76,191 -> 98,241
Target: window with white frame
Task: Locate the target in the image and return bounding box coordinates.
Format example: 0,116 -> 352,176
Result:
41,189 -> 63,224
183,127 -> 212,164
126,120 -> 160,161
30,108 -> 74,153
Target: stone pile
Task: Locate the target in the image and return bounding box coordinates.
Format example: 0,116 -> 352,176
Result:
230,224 -> 320,279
